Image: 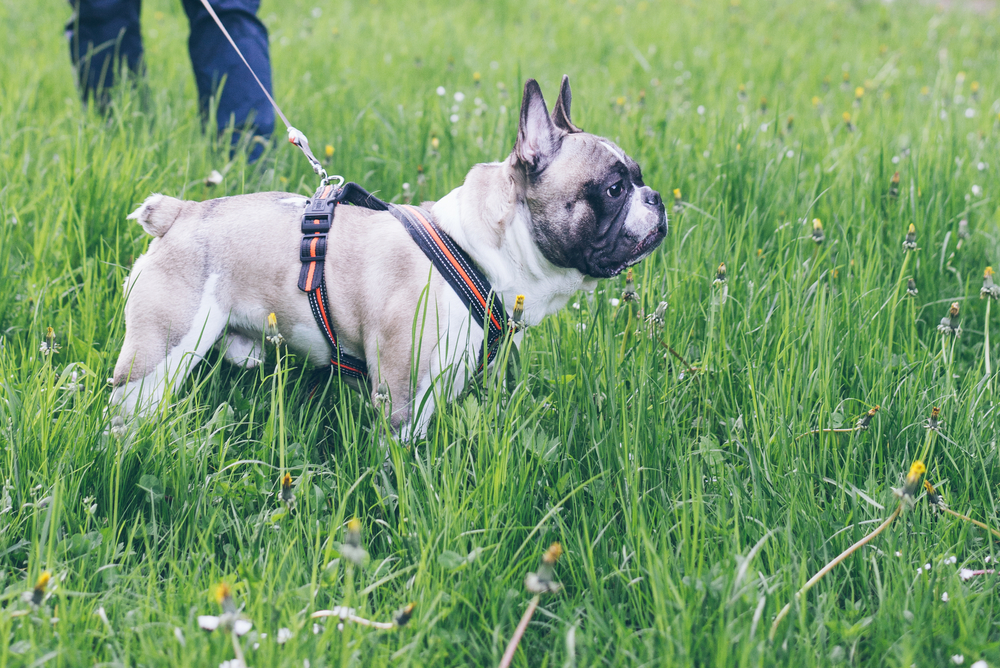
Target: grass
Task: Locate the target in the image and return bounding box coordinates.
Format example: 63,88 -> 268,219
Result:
2,0 -> 1000,665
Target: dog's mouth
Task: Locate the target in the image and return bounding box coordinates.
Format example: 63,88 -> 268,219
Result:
603,227 -> 666,277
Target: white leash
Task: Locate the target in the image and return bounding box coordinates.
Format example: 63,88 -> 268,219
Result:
198,0 -> 343,187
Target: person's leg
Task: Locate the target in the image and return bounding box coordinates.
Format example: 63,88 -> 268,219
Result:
181,0 -> 274,161
66,0 -> 144,109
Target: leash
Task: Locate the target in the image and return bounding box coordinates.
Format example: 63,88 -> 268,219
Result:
197,0 -> 342,187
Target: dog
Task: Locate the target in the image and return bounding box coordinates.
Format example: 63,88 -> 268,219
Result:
111,76 -> 667,436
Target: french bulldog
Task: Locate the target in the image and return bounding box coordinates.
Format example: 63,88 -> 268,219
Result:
112,76 -> 667,435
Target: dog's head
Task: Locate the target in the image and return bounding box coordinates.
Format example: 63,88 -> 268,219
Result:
510,76 -> 666,278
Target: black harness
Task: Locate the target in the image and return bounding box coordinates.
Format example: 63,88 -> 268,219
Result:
297,182 -> 509,382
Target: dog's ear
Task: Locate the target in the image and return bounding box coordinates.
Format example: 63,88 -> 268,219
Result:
514,79 -> 563,174
551,75 -> 581,134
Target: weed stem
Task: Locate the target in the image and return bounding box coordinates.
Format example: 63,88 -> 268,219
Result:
498,595 -> 540,668
770,503 -> 902,641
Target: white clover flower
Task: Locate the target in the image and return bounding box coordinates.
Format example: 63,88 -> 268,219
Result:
276,627 -> 293,644
892,156 -> 900,164
972,184 -> 983,196
941,591 -> 949,602
436,86 -> 446,96
454,91 -> 465,102
978,162 -> 987,171
965,108 -> 975,118
697,105 -> 705,115
971,660 -> 987,668
786,150 -> 794,158
959,568 -> 975,581
450,114 -> 459,123
952,655 -> 964,665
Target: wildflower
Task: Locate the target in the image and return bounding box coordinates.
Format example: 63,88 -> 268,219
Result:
925,406 -> 942,432
888,171 -> 899,200
893,460 -> 926,507
972,660 -> 988,668
924,480 -> 946,509
737,84 -> 748,101
981,267 -> 1000,300
509,294 -> 525,333
205,170 -> 224,187
811,218 -> 825,244
266,312 -> 284,346
198,582 -> 253,636
902,223 -> 917,251
340,518 -> 368,566
621,269 -> 638,303
430,137 -> 440,150
972,184 -> 983,197
854,86 -> 864,107
325,144 -> 334,158
971,81 -> 980,101
842,111 -> 854,131
454,91 -> 465,103
436,86 -> 446,96
942,592 -> 950,603
713,262 -> 727,286
276,627 -> 293,644
646,301 -> 667,329
40,327 -> 60,356
672,188 -> 683,214
280,472 -> 294,506
951,655 -> 963,665
473,71 -> 481,83
525,542 -> 564,594
24,571 -> 51,606
937,302 -> 961,336
786,115 -> 794,132
812,95 -> 821,107
958,219 -> 970,246
841,71 -> 850,91
759,96 -> 767,114
906,278 -> 918,297
856,405 -> 879,430
394,603 -> 416,626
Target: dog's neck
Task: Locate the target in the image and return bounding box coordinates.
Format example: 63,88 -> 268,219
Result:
430,160 -> 595,326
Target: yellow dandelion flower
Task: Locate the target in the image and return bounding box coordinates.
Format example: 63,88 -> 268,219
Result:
325,144 -> 334,158
855,86 -> 865,98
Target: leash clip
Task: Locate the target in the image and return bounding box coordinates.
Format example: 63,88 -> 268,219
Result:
287,127 -> 344,188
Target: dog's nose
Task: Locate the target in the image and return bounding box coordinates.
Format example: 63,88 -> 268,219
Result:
642,187 -> 662,207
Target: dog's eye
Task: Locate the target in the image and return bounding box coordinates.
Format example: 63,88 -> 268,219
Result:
607,181 -> 624,198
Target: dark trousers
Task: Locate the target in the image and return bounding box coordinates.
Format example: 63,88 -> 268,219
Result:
66,0 -> 275,157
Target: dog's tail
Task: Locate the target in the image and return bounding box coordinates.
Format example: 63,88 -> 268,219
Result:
127,194 -> 184,237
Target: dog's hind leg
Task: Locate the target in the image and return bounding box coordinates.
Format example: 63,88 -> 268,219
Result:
111,273 -> 229,416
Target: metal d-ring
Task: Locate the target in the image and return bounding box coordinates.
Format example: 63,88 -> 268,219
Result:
322,174 -> 345,188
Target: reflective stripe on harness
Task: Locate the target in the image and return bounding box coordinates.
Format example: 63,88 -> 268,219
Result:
296,183 -> 510,381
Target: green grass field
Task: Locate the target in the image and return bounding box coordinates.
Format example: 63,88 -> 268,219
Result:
3,0 -> 1000,665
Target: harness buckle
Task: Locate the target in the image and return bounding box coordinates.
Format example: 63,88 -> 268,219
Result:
300,233 -> 328,262
302,214 -> 331,234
